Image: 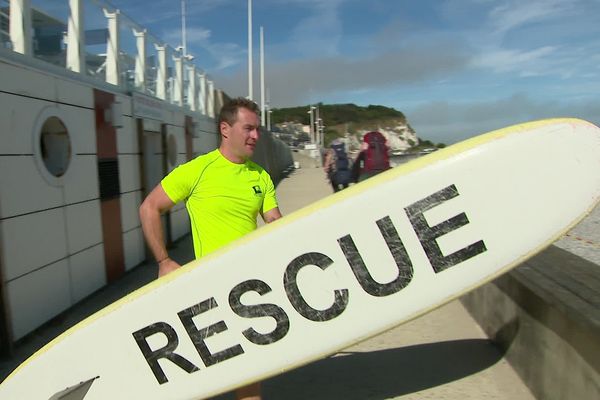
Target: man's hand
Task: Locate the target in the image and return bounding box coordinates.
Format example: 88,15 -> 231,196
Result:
158,258 -> 182,277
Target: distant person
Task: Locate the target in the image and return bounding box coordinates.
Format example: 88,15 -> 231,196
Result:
324,138 -> 353,192
139,97 -> 282,400
352,131 -> 390,182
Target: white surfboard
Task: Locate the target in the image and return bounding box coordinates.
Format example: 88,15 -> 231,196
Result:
1,118 -> 599,400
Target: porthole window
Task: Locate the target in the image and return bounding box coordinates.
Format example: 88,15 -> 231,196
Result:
39,116 -> 72,177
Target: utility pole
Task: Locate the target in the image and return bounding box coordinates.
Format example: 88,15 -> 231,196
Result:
181,0 -> 187,57
308,106 -> 315,143
314,105 -> 320,145
247,0 -> 253,100
260,26 -> 265,126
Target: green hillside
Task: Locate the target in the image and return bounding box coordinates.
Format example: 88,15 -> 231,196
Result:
271,103 -> 407,126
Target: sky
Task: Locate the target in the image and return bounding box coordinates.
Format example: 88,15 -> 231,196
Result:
108,0 -> 600,144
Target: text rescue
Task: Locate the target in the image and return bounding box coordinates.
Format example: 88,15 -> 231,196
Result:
133,184 -> 487,384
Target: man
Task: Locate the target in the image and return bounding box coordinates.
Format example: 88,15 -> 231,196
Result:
139,97 -> 281,400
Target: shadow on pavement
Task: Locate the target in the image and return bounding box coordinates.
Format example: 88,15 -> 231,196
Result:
215,339 -> 504,399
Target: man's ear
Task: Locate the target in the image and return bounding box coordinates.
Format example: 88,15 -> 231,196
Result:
220,121 -> 230,139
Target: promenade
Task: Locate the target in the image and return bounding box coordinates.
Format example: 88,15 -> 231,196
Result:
5,151 -> 597,398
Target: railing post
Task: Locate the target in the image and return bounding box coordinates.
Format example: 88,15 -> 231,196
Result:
9,0 -> 32,55
207,79 -> 215,118
173,55 -> 184,106
155,44 -> 167,100
66,0 -> 85,73
103,9 -> 121,86
134,28 -> 147,92
187,65 -> 197,111
198,72 -> 206,115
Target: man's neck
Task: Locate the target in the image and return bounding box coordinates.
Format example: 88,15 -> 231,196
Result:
218,147 -> 246,164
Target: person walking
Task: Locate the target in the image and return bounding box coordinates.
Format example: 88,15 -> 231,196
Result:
352,131 -> 390,182
139,97 -> 281,400
323,138 -> 353,192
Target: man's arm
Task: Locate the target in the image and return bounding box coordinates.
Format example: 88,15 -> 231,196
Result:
262,207 -> 282,224
139,184 -> 181,277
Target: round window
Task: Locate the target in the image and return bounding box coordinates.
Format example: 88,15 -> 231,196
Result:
40,116 -> 72,177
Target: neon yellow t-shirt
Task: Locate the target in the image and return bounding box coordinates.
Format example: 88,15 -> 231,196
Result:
161,149 -> 278,258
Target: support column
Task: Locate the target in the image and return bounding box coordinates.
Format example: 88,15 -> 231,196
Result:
103,9 -> 121,86
134,29 -> 147,92
207,80 -> 215,118
187,65 -> 197,111
198,72 -> 206,115
66,0 -> 85,73
155,44 -> 167,100
9,0 -> 32,55
173,55 -> 184,106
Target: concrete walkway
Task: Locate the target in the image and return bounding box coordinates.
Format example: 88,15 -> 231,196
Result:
0,153 -> 538,399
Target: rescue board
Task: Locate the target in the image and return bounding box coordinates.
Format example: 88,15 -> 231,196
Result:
1,118 -> 599,400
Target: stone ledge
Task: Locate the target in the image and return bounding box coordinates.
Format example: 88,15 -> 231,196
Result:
461,245 -> 600,400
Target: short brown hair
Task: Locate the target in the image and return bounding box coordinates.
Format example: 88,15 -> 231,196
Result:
217,97 -> 260,132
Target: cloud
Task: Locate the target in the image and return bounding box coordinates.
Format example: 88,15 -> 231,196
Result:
406,93 -> 600,144
472,46 -> 557,76
287,0 -> 345,58
488,0 -> 575,36
214,40 -> 471,106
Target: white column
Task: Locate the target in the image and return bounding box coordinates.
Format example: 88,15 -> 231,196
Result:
187,65 -> 197,111
260,26 -> 266,126
198,72 -> 206,115
173,55 -> 184,106
207,80 -> 215,118
9,0 -> 32,55
66,0 -> 84,73
134,29 -> 147,92
155,44 -> 167,100
103,9 -> 121,86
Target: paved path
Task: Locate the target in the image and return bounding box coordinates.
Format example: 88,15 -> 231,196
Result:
7,151 -> 597,399
554,203 -> 600,266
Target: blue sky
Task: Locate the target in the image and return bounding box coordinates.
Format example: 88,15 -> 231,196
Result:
109,0 -> 600,144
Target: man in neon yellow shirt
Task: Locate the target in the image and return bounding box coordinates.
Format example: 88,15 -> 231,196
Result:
139,97 -> 281,400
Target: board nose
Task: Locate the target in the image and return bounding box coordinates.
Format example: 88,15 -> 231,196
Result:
48,376 -> 99,400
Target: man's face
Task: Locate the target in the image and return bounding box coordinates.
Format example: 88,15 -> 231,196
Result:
221,107 -> 260,162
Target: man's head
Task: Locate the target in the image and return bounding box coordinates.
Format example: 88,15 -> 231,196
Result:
218,97 -> 261,163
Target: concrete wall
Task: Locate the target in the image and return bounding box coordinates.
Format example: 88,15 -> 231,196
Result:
0,56 -> 292,347
0,60 -> 106,341
461,245 -> 600,399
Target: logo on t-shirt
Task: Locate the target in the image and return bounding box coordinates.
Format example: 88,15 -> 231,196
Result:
252,185 -> 262,196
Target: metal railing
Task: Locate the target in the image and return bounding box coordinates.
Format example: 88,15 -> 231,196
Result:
0,0 -> 9,49
2,0 -> 214,116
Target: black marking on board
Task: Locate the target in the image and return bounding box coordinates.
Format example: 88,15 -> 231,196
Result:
284,252 -> 349,322
48,376 -> 99,400
405,184 -> 487,273
338,216 -> 414,297
132,322 -> 200,385
229,279 -> 290,345
178,297 -> 245,367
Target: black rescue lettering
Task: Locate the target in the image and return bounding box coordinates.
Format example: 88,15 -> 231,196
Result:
177,298 -> 244,367
229,279 -> 290,345
284,252 -> 349,321
405,184 -> 487,273
338,216 -> 414,297
132,322 -> 200,385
